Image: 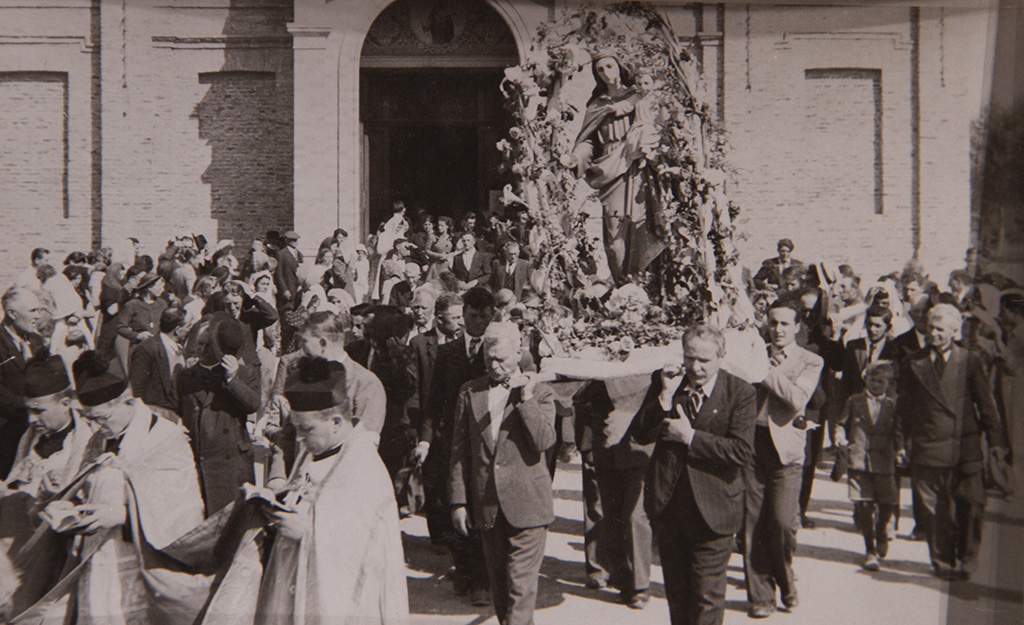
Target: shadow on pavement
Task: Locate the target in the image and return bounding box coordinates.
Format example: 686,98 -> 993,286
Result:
552,488 -> 584,503
403,532 -> 492,617
549,515 -> 585,537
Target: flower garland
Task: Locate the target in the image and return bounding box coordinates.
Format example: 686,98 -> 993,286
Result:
499,3 -> 746,357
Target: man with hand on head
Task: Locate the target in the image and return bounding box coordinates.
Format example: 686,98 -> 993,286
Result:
176,317 -> 261,515
449,321 -> 557,625
743,299 -> 823,618
635,325 -> 757,625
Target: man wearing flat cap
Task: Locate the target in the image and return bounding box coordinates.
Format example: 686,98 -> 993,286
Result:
211,356 -> 409,624
753,239 -> 805,293
177,317 -> 261,515
11,350 -> 206,625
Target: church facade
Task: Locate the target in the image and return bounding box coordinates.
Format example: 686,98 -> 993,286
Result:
0,0 -> 1001,286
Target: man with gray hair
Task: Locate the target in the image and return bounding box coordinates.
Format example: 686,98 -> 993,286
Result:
0,286 -> 47,478
896,303 -> 1008,580
636,324 -> 757,625
449,321 -> 556,625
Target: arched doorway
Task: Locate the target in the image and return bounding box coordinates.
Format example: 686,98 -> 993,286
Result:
359,0 -> 518,230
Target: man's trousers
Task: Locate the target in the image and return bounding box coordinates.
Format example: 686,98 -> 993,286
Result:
480,511 -> 548,625
743,426 -> 802,610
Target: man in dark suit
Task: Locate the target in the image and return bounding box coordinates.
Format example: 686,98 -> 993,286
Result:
176,317 -> 261,515
744,300 -> 823,618
129,307 -> 186,422
838,306 -> 899,404
449,321 -> 557,625
896,303 -> 1008,580
635,325 -> 757,625
420,287 -> 496,604
753,239 -> 804,292
890,295 -> 931,361
274,230 -> 303,312
0,286 -> 47,478
490,239 -> 530,300
451,232 -> 491,291
408,292 -> 464,472
575,379 -> 655,608
888,295 -> 932,540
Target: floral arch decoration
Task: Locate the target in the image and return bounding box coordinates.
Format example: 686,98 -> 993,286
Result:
497,3 -> 749,354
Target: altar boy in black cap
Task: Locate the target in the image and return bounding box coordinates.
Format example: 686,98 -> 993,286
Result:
9,351 -> 206,625
6,355 -> 92,499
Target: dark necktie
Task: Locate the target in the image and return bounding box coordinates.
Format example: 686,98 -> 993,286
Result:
469,337 -> 482,358
104,435 -> 124,455
934,349 -> 946,378
489,378 -> 510,389
684,390 -> 702,424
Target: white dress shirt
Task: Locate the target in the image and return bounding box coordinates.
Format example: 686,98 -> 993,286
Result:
487,381 -> 512,443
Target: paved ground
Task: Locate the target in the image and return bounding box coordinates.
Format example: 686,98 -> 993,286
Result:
399,453 -> 1024,625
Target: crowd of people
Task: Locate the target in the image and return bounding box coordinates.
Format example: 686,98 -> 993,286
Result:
0,208 -> 1019,625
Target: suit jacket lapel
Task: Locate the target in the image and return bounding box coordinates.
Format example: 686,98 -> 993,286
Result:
156,340 -> 174,396
910,353 -> 952,412
494,388 -> 520,452
942,346 -> 967,413
692,375 -> 724,430
470,384 -> 494,455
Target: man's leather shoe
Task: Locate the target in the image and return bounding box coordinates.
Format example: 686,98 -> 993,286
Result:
782,591 -> 799,610
863,553 -> 880,571
748,604 -> 775,618
586,575 -> 608,589
800,515 -> 816,529
470,588 -> 491,606
621,590 -> 649,610
876,536 -> 890,559
907,528 -> 926,541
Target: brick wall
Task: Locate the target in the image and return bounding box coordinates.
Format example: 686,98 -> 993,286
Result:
0,1 -> 994,297
99,0 -> 294,259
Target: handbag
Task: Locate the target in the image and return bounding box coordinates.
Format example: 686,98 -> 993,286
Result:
394,461 -> 426,519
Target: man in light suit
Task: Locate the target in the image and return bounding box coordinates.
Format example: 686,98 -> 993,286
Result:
450,321 -> 557,625
452,232 -> 491,291
744,299 -> 823,618
490,239 -> 531,300
636,325 -> 757,625
896,304 -> 1008,580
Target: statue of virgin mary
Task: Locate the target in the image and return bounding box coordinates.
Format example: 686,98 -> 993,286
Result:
569,51 -> 664,284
